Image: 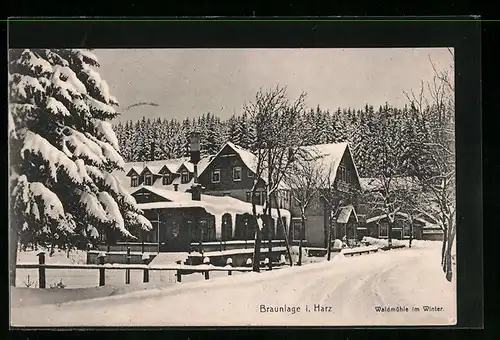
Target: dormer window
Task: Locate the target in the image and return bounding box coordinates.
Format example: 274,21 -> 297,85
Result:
212,169 -> 220,183
233,167 -> 242,181
131,175 -> 139,187
181,171 -> 189,184
144,173 -> 153,186
162,173 -> 170,185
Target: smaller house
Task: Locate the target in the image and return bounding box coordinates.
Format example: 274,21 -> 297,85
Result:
334,205 -> 359,244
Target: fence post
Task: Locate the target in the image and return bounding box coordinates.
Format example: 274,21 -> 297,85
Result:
176,269 -> 182,282
142,253 -> 150,283
98,252 -> 106,286
226,258 -> 233,276
37,251 -> 46,289
125,247 -> 131,284
203,257 -> 210,280
142,241 -> 145,254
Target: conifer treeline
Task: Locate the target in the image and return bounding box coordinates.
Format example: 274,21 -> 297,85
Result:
113,103 -> 439,178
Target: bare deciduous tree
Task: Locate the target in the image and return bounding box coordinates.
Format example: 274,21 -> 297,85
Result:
243,85 -> 318,272
284,148 -> 327,265
403,50 -> 456,281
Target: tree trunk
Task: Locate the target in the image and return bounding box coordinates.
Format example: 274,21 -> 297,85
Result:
10,227 -> 19,287
272,193 -> 293,267
444,220 -> 456,282
409,219 -> 413,248
298,213 -> 305,266
387,219 -> 393,249
441,224 -> 448,268
251,184 -> 261,272
267,208 -> 273,271
252,224 -> 261,273
327,219 -> 333,261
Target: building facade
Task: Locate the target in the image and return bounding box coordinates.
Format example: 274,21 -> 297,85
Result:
113,141 -> 363,250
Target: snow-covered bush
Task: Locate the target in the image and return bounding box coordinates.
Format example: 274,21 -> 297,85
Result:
333,239 -> 342,249
8,49 -> 152,276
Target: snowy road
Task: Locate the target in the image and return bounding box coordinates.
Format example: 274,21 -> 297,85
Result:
11,242 -> 456,327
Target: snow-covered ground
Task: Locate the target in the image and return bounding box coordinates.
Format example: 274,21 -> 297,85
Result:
11,240 -> 456,327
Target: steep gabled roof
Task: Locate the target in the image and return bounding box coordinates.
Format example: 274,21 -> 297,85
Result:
299,143 -> 359,187
125,166 -> 143,177
336,204 -> 358,224
139,165 -> 163,176
198,141 -> 260,178
178,155 -> 213,174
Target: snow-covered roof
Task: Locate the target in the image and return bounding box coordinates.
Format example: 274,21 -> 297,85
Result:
178,155 -> 212,175
364,211 -> 441,229
133,186 -> 292,239
140,164 -> 163,176
198,141 -> 260,178
366,212 -> 409,224
359,177 -> 420,192
299,143 -> 359,187
198,141 -> 358,190
126,166 -> 143,176
336,205 -> 358,224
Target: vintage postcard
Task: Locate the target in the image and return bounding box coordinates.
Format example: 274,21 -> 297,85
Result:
9,25 -> 463,327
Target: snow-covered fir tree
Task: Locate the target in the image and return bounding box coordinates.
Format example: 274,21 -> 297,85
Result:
8,49 -> 152,285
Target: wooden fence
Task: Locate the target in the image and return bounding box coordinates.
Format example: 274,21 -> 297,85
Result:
342,245 -> 380,257
16,251 -> 265,289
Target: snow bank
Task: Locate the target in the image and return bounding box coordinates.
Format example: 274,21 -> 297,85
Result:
361,236 -> 404,248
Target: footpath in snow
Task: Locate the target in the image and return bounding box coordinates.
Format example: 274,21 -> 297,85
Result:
11,240 -> 456,327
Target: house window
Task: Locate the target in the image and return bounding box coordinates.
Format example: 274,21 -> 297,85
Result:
247,169 -> 254,177
212,169 -> 220,183
131,176 -> 139,187
403,224 -> 412,237
379,223 -> 388,238
292,220 -> 304,240
261,191 -> 267,205
246,191 -> 266,205
233,167 -> 242,181
172,220 -> 179,238
144,174 -> 153,186
162,174 -> 170,185
181,171 -> 189,184
201,219 -> 216,242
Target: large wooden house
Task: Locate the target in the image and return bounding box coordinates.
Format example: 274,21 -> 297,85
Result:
113,141 -> 363,251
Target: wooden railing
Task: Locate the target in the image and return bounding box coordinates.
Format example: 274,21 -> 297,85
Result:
342,245 -> 379,257
96,239 -> 291,253
17,251 -> 262,289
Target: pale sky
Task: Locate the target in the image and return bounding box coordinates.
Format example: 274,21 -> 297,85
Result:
94,48 -> 454,122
